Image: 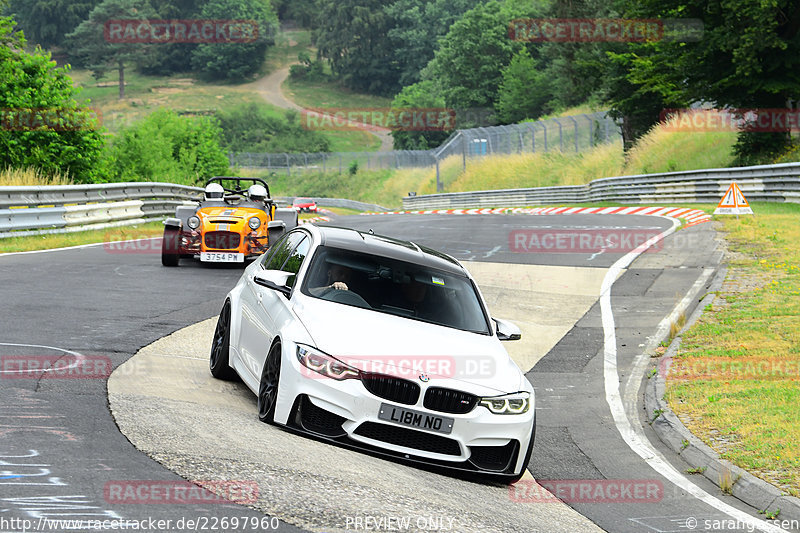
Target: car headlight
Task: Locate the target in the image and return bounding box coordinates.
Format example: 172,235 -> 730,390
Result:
479,392 -> 531,415
296,344 -> 360,380
248,217 -> 261,230
187,216 -> 200,229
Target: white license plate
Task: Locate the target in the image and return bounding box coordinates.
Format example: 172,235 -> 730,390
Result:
378,403 -> 454,435
200,252 -> 244,263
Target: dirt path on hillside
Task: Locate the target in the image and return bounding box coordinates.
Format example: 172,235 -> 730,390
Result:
245,66 -> 394,152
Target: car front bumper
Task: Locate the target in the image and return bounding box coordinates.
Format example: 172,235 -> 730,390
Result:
274,344 -> 535,476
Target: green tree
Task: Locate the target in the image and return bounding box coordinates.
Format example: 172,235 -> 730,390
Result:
216,103 -> 331,153
64,0 -> 157,99
422,1 -> 521,111
621,0 -> 800,161
105,109 -> 229,185
602,49 -> 677,151
495,49 -> 550,123
384,0 -> 476,89
137,0 -> 201,75
5,0 -> 101,47
389,80 -> 451,150
272,0 -> 318,28
0,15 -> 105,182
190,0 -> 278,81
314,0 -> 399,95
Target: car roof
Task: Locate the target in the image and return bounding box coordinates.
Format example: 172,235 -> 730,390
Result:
308,225 -> 466,276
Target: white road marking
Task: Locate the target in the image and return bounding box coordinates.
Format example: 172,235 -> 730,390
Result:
0,343 -> 85,375
599,220 -> 785,533
0,237 -> 160,257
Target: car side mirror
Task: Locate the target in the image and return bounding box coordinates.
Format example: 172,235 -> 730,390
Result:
254,270 -> 292,297
494,317 -> 521,341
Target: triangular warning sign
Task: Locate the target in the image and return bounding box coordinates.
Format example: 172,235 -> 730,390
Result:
714,182 -> 753,215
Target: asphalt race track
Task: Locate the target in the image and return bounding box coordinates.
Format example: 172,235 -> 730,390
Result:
1,213 -> 787,533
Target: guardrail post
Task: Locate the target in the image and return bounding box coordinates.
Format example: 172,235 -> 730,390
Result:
285,154 -> 290,176
543,123 -> 548,152
553,118 -> 564,152
461,132 -> 467,171
568,116 -> 579,152
436,156 -> 442,193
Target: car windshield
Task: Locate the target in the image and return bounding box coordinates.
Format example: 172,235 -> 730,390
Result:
294,198 -> 312,204
301,246 -> 490,335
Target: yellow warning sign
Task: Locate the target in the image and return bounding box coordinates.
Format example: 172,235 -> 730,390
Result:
714,182 -> 753,215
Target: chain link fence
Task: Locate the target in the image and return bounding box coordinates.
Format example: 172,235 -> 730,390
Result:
228,112 -> 621,191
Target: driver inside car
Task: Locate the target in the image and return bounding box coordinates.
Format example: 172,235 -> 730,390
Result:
200,182 -> 226,207
309,263 -> 353,297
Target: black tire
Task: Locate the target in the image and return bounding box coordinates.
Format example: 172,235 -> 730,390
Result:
258,341 -> 282,423
503,416 -> 536,484
209,301 -> 238,380
161,227 -> 180,267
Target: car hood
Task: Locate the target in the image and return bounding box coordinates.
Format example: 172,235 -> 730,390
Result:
199,208 -> 257,229
291,295 -> 527,396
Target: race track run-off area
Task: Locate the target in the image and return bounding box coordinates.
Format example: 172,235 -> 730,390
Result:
2,211 -> 787,533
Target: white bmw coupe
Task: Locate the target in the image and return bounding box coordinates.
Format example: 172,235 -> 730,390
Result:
210,224 -> 535,482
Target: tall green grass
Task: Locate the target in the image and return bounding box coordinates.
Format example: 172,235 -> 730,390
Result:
0,168 -> 72,186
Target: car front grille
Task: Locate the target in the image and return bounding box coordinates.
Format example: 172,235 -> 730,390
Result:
361,374 -> 420,405
354,422 -> 461,456
423,387 -> 478,414
204,231 -> 240,250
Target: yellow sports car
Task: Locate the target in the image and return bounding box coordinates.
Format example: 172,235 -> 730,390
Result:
161,177 -> 298,266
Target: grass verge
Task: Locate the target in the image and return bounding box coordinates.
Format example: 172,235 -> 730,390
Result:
284,75 -> 392,115
666,202 -> 800,496
0,222 -> 164,253
0,168 -> 72,186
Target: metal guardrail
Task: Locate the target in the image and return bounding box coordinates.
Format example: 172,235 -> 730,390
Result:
401,162 -> 800,210
0,182 -> 203,209
0,182 -> 390,238
0,182 -> 203,238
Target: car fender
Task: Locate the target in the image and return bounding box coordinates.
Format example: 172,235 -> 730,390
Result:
163,217 -> 182,229
175,205 -> 198,227
273,207 -> 299,230
226,275 -> 249,388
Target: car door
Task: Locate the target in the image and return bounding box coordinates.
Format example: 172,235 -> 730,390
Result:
239,232 -> 311,381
